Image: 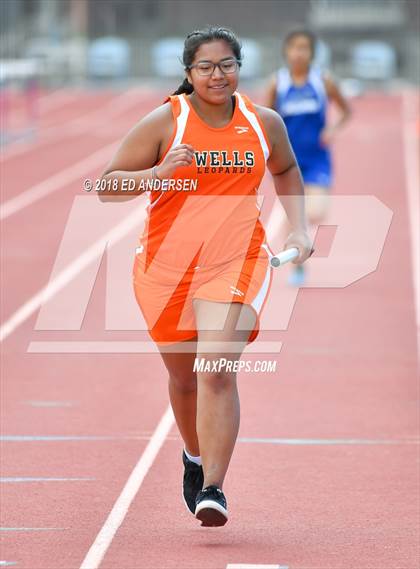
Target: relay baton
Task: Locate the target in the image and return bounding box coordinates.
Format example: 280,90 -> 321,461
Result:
270,247 -> 300,268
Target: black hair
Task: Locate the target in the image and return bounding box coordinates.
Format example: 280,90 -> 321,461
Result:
170,26 -> 242,97
283,28 -> 317,59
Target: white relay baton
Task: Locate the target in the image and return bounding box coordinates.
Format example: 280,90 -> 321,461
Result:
270,247 -> 300,268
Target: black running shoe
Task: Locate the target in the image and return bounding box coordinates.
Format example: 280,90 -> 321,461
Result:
182,450 -> 204,514
195,484 -> 228,527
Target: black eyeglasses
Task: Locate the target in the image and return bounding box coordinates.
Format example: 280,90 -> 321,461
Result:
187,59 -> 240,76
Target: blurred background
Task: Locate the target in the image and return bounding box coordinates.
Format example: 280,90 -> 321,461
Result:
0,0 -> 419,145
1,8 -> 419,566
1,0 -> 419,80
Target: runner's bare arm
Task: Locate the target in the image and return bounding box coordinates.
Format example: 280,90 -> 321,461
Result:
320,74 -> 352,145
256,105 -> 312,262
98,104 -> 168,201
256,105 -> 307,231
98,104 -> 194,202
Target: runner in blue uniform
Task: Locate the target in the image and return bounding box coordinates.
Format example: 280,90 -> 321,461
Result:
265,29 -> 351,285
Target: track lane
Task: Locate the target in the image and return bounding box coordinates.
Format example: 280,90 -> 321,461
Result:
1,92 -> 418,569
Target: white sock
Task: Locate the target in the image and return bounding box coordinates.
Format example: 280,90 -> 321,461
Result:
184,447 -> 202,466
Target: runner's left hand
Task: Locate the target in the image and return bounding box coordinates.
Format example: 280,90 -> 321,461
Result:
284,229 -> 314,264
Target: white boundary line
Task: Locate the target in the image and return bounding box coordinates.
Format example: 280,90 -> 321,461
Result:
0,88 -> 147,163
0,141 -> 118,220
38,88 -> 147,142
226,565 -> 287,569
1,87 -> 157,218
27,341 -> 283,354
0,89 -> 88,162
79,404 -> 174,569
402,90 -> 420,356
0,90 -> 80,163
0,204 -> 145,342
29,87 -> 92,116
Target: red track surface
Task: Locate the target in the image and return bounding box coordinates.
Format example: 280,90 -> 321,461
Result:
0,88 -> 419,569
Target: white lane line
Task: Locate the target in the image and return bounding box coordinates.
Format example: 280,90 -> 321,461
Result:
27,341 -> 283,354
402,90 -> 420,355
0,476 -> 96,484
79,404 -> 174,569
0,562 -> 18,566
0,88 -> 148,163
238,437 -> 419,445
0,89 -> 86,162
32,89 -> 145,142
0,202 -> 145,342
23,400 -> 75,407
0,435 -> 160,442
0,527 -> 67,531
37,89 -> 80,113
227,565 -> 288,569
2,435 -> 416,445
0,141 -> 118,220
0,477 -> 95,482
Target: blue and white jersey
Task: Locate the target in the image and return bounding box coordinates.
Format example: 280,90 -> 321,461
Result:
275,66 -> 332,187
275,66 -> 328,155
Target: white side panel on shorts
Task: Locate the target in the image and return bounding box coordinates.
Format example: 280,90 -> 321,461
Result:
251,262 -> 272,314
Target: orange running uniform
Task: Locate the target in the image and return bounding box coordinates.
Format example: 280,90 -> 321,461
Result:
132,91 -> 275,345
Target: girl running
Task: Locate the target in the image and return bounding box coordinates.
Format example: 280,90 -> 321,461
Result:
265,29 -> 351,285
99,26 -> 312,527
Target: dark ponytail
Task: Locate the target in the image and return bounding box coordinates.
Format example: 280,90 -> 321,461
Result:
169,26 -> 242,97
172,77 -> 194,96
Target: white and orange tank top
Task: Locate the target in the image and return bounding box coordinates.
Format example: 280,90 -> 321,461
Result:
139,91 -> 272,271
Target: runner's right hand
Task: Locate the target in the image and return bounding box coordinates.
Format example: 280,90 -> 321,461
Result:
155,144 -> 195,178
